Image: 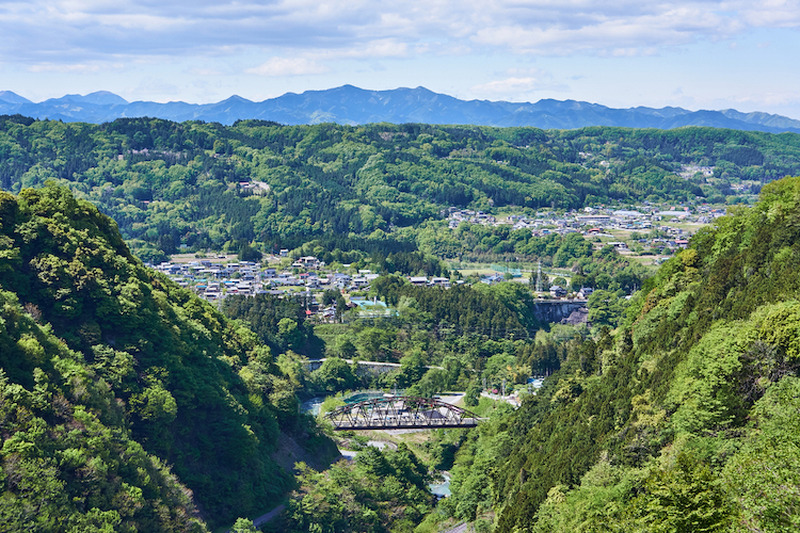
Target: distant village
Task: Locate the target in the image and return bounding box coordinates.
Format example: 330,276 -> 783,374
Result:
150,203 -> 726,317
150,250 -> 455,321
150,254 -> 595,324
446,202 -> 727,253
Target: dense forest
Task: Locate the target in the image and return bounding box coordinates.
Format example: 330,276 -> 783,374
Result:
1,116 -> 800,262
2,116 -> 800,532
433,176 -> 800,532
0,186 -> 337,530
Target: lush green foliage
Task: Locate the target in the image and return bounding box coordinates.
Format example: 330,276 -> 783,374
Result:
2,116 -> 798,261
443,176 -> 800,532
0,290 -> 207,532
314,279 -> 589,396
286,444 -> 434,532
372,280 -> 533,339
0,185 -> 336,529
221,293 -> 322,355
308,357 -> 360,395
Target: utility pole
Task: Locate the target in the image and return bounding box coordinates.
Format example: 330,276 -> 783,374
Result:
535,259 -> 542,293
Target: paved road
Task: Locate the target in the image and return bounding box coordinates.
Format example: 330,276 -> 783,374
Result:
481,390 -> 521,408
251,504 -> 285,528
440,522 -> 469,533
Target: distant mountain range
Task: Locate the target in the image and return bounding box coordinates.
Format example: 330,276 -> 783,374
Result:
2,85 -> 800,133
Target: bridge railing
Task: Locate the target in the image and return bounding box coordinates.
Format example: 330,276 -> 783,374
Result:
324,396 -> 481,431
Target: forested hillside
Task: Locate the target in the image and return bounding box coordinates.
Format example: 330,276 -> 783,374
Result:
1,116 -> 800,261
3,116 -> 800,532
0,185 -> 335,530
440,176 -> 800,532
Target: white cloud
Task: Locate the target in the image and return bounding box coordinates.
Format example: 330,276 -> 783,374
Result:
472,69 -> 569,100
246,57 -> 329,76
730,91 -> 800,109
474,77 -> 539,95
471,2 -> 745,55
327,39 -> 410,59
740,0 -> 800,27
243,38 -> 411,78
0,0 -> 790,62
28,61 -> 121,73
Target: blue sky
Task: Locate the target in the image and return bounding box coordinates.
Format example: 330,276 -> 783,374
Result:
2,0 -> 800,118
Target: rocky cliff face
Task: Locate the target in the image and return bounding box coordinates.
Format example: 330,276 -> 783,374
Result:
531,300 -> 588,324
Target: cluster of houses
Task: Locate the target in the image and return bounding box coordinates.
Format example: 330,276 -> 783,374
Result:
150,256 -> 463,311
148,201 -> 726,316
447,205 -> 725,235
446,204 -> 724,235
409,276 -> 451,288
445,208 -> 497,228
444,203 -> 725,254
153,260 -> 264,301
547,286 -> 593,299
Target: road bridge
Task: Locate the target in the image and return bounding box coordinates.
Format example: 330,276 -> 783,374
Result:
305,358 -> 442,377
324,396 -> 480,430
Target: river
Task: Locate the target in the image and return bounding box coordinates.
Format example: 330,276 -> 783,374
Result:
302,391 -> 456,498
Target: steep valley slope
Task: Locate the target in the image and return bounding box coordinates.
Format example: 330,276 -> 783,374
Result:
0,185 -> 336,531
441,176 -> 800,532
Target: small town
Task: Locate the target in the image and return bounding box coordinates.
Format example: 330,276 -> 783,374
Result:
150,255 -> 456,318
446,202 -> 725,236
448,202 -> 728,252
149,202 -> 726,316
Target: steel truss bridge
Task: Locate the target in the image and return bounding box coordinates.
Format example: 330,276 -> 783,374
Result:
324,396 -> 481,430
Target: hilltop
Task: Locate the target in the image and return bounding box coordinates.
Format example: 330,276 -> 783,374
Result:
2,86 -> 800,132
1,116 -> 800,264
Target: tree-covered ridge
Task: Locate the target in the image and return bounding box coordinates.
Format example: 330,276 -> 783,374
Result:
2,116 -> 800,260
442,176 -> 800,532
221,292 -> 323,356
0,290 -> 206,532
0,185 -> 335,529
286,444 -> 434,533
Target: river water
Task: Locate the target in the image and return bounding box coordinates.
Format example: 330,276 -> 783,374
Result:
299,396 -> 325,416
302,391 -> 453,497
299,390 -> 389,416
429,472 -> 452,497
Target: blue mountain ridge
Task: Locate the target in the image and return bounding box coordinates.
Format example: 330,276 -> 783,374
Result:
2,85 -> 800,133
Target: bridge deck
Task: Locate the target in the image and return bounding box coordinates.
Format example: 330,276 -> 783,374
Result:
330,418 -> 480,430
325,396 -> 481,431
